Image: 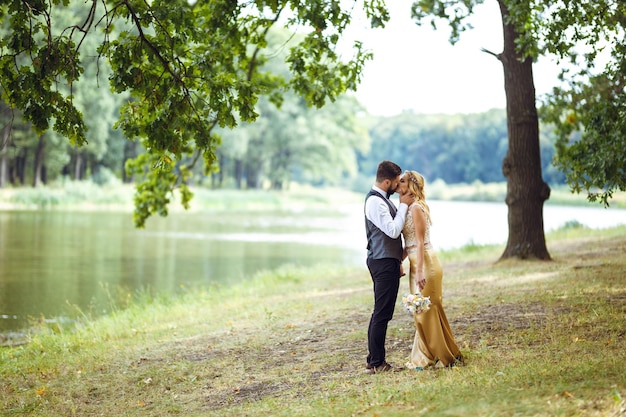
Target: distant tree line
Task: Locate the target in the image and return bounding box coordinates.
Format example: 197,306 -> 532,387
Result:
354,109 -> 565,192
1,97 -> 566,191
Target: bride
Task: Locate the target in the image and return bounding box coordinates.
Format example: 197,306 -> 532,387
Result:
399,170 -> 464,370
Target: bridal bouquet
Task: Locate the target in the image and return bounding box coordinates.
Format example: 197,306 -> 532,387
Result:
401,292 -> 431,315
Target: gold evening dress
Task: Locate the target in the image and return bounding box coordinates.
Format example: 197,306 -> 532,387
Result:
402,203 -> 463,369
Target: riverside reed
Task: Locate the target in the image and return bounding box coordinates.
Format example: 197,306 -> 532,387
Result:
2,225 -> 625,416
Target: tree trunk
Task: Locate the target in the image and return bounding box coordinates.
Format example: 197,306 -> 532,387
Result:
216,153 -> 224,188
73,152 -> 83,180
91,157 -> 99,180
33,135 -> 45,187
270,147 -> 290,191
234,159 -> 243,189
0,123 -> 9,188
13,149 -> 26,185
122,140 -> 137,183
497,0 -> 551,260
245,142 -> 264,189
245,160 -> 262,189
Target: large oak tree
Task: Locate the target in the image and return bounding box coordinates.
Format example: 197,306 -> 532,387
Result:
411,0 -> 551,259
411,0 -> 624,260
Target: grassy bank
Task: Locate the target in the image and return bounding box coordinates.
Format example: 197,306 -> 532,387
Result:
1,180 -> 625,211
2,225 -> 625,416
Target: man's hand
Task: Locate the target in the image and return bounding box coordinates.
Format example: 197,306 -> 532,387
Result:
399,190 -> 415,206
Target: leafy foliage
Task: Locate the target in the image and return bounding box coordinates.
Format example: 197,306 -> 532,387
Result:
410,0 -> 479,44
410,0 -> 625,207
358,109 -> 563,188
0,0 -> 389,226
533,0 -> 626,206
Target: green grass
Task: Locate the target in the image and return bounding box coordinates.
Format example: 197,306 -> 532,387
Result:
0,180 -> 135,210
427,180 -> 626,208
2,180 -> 625,211
2,225 -> 625,416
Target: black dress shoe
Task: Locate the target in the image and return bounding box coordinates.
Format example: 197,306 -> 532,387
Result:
364,361 -> 403,374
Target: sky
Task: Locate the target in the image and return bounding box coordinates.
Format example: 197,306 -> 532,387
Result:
341,0 -> 563,116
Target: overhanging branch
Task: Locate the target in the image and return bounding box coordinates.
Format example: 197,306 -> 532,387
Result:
481,47 -> 501,60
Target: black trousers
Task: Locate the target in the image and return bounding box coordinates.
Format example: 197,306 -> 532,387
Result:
366,257 -> 401,367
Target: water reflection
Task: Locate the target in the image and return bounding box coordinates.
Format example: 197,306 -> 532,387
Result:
0,209 -> 363,332
1,200 -> 625,333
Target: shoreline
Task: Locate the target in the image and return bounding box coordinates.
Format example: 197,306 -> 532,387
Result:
2,182 -> 625,211
1,227 -> 625,416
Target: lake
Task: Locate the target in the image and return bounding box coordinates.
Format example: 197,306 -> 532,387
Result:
1,200 -> 625,333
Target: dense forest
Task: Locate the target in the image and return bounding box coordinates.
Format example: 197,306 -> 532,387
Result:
354,109 -> 564,192
1,94 -> 564,193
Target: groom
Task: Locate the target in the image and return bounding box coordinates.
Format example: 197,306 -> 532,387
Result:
364,160 -> 414,374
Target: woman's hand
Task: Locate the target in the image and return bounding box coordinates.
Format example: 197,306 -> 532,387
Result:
418,275 -> 426,291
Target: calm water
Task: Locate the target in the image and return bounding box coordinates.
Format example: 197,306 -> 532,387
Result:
1,201 -> 625,333
0,208 -> 363,333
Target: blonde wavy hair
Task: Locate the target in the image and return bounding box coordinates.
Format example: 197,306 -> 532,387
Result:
405,170 -> 431,225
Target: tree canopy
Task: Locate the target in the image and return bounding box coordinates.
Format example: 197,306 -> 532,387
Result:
412,0 -> 625,207
409,0 -> 625,259
0,0 -> 388,226
532,0 -> 626,206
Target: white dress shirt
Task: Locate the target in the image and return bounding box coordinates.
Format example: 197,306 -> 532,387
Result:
364,185 -> 409,239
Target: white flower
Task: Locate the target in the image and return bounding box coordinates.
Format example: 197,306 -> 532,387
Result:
401,292 -> 431,315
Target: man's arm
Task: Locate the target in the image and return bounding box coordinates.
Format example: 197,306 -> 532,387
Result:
365,197 -> 408,239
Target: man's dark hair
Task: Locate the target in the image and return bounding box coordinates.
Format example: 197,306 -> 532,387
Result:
376,160 -> 402,182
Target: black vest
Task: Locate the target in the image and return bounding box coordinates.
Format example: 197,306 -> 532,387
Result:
365,190 -> 403,260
